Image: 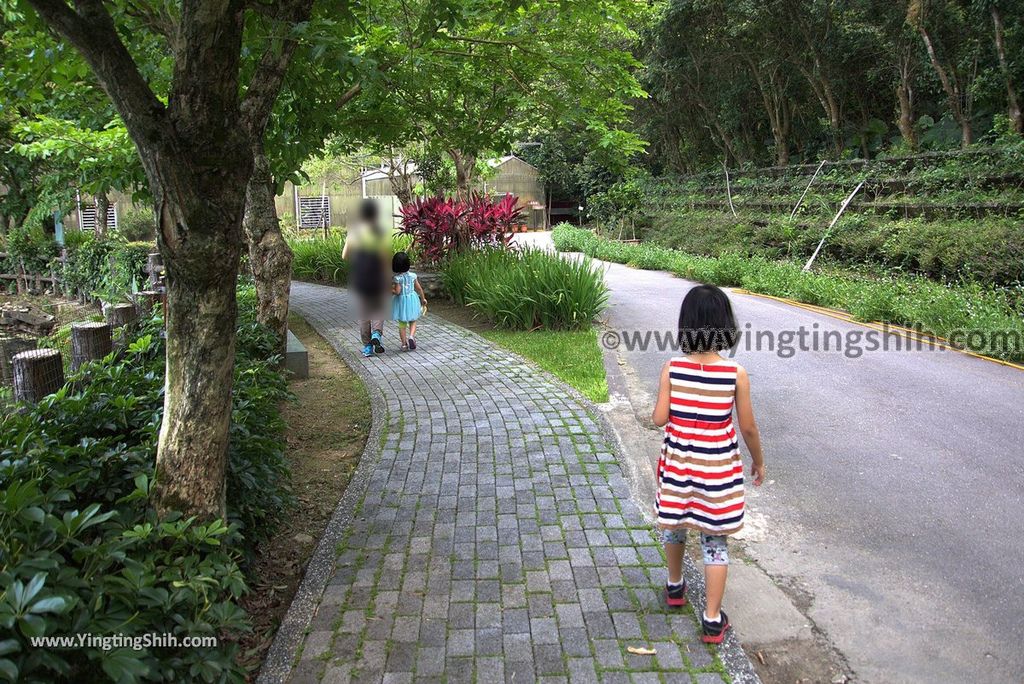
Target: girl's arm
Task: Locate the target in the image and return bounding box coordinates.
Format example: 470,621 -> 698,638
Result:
735,365 -> 766,486
651,361 -> 672,427
414,278 -> 427,303
391,280 -> 402,295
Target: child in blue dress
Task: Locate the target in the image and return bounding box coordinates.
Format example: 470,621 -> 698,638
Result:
391,251 -> 427,350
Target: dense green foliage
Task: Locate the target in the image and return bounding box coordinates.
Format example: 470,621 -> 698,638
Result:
60,235 -> 151,302
288,234 -> 348,285
442,248 -> 608,330
645,210 -> 1024,287
0,226 -> 150,300
117,209 -> 158,243
553,224 -> 1024,361
0,292 -> 290,683
636,0 -> 1024,172
583,147 -> 1024,288
1,224 -> 59,273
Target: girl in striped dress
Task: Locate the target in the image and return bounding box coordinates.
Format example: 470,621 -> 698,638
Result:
652,284 -> 766,644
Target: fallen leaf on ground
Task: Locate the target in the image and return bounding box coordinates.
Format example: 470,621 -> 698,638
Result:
626,646 -> 656,656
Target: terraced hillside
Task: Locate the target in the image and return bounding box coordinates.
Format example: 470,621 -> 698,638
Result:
641,148 -> 1024,288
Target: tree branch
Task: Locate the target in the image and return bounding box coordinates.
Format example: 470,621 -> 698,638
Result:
124,0 -> 177,44
240,0 -> 313,137
336,83 -> 362,108
25,0 -> 166,148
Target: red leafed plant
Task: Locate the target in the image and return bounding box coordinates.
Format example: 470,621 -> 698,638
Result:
400,193 -> 524,265
398,196 -> 469,265
466,193 -> 524,249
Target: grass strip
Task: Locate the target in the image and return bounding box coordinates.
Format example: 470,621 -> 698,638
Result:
481,327 -> 609,403
552,224 -> 1024,362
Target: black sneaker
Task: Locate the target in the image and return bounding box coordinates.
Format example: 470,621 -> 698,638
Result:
371,333 -> 385,354
407,337 -> 417,351
701,610 -> 731,644
665,582 -> 687,608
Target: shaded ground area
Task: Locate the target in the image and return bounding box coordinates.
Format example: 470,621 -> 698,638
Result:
243,315 -> 370,674
271,282 -> 758,683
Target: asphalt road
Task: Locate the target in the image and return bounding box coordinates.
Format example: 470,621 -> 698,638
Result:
592,258 -> 1024,683
517,230 -> 1024,680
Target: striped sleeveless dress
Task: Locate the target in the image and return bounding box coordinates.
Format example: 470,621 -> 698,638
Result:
655,357 -> 744,536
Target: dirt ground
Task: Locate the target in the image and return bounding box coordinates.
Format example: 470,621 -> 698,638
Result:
241,315 -> 370,676
0,292 -> 100,330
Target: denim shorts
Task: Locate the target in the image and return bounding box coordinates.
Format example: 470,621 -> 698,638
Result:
661,528 -> 729,566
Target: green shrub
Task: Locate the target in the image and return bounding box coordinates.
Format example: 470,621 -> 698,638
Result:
0,291 -> 291,682
554,225 -> 1024,361
551,223 -> 594,252
443,247 -> 608,330
61,228 -> 92,251
117,209 -> 158,242
61,235 -> 150,302
288,234 -> 347,285
3,224 -> 59,273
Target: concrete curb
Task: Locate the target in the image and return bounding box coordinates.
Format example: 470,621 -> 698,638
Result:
256,304 -> 389,684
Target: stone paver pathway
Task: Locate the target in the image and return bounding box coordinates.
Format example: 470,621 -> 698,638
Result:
283,282 -> 737,684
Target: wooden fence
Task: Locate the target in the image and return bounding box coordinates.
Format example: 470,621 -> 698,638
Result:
0,251 -> 63,295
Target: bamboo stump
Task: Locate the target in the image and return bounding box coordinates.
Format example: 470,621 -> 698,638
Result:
105,303 -> 139,329
13,348 -> 64,402
71,322 -> 112,370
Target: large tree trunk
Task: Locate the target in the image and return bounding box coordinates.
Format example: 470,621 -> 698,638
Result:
917,26 -> 972,147
450,149 -> 476,201
896,56 -> 918,150
748,59 -> 791,166
799,64 -> 843,156
149,134 -> 252,521
155,271 -> 240,519
27,0 -> 308,521
992,6 -> 1023,135
94,192 -> 109,236
243,145 -> 293,356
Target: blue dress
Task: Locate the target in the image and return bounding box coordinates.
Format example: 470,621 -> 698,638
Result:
392,272 -> 422,322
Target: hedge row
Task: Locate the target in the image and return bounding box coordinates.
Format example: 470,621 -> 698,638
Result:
642,210 -> 1024,287
1,225 -> 151,299
552,224 -> 1024,361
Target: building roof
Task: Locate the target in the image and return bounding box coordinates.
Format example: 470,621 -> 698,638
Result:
360,162 -> 420,182
487,154 -> 538,171
357,155 -> 537,181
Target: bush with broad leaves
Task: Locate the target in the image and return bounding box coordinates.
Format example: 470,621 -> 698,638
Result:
398,193 -> 523,265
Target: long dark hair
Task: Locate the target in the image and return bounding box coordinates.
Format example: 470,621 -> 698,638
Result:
677,285 -> 738,352
392,251 -> 411,274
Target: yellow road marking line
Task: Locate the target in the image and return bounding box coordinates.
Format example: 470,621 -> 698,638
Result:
730,288 -> 1024,372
